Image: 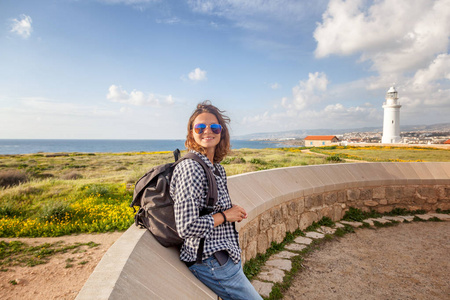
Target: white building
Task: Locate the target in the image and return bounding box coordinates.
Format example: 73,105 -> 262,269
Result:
382,86 -> 402,144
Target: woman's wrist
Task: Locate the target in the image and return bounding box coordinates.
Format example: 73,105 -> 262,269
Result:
219,211 -> 227,224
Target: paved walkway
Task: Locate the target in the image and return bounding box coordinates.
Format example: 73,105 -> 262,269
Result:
300,149 -> 367,163
250,213 -> 450,298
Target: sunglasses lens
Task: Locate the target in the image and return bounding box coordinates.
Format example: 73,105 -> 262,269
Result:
194,123 -> 206,134
210,124 -> 222,134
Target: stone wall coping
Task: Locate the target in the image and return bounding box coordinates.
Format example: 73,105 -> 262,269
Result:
76,162 -> 450,299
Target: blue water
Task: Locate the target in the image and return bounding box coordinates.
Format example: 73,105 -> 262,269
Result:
0,139 -> 290,155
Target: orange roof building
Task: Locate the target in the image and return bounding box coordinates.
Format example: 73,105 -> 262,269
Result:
444,139 -> 450,144
304,135 -> 339,147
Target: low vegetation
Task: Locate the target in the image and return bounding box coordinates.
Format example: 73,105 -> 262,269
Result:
0,145 -> 447,238
0,148 -> 334,237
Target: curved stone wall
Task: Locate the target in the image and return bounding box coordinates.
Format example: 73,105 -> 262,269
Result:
232,162 -> 450,263
76,162 -> 450,299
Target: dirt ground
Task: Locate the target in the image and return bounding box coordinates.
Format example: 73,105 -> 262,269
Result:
285,222 -> 450,300
0,231 -> 123,300
0,222 -> 448,300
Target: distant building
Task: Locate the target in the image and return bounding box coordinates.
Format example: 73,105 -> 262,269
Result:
444,139 -> 450,144
304,135 -> 339,147
382,86 -> 402,143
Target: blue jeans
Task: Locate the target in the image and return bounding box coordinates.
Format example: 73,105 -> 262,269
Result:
188,255 -> 263,300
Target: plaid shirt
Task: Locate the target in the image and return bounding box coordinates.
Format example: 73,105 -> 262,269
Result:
170,151 -> 241,264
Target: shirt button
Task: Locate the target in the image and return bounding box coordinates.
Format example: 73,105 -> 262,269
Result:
211,268 -> 214,271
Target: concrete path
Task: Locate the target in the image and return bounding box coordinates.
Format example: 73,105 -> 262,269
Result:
250,213 -> 450,298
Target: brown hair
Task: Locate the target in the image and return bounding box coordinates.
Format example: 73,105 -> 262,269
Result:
185,101 -> 231,163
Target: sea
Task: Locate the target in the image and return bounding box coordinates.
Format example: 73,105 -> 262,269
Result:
0,139 -> 291,155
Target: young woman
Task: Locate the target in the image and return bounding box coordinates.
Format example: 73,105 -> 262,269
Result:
170,101 -> 262,300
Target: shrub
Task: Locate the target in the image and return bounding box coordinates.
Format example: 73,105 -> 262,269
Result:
39,201 -> 73,222
0,170 -> 29,188
61,172 -> 83,180
326,155 -> 342,162
81,184 -> 111,197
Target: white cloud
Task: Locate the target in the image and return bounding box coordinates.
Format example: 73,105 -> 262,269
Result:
187,68 -> 207,81
107,85 -> 174,106
10,14 -> 33,39
282,72 -> 329,110
314,0 -> 450,75
270,83 -> 281,89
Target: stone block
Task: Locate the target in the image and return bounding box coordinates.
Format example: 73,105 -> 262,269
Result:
364,200 -> 379,207
257,233 -> 269,254
305,232 -> 325,239
417,187 -> 437,199
294,236 -> 313,245
337,190 -> 346,202
299,211 -> 317,230
372,187 -> 385,199
288,201 -> 298,216
360,188 -> 373,200
286,217 -> 299,233
266,259 -> 292,272
273,208 -> 283,224
285,243 -> 307,252
252,280 -> 273,298
246,240 -> 257,261
385,187 -> 402,200
281,203 -> 289,219
273,251 -> 297,259
347,189 -> 360,201
260,211 -> 272,231
273,223 -> 286,244
324,192 -> 337,205
379,199 -> 388,205
258,268 -> 285,283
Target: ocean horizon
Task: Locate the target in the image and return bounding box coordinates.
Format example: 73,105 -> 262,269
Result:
0,139 -> 291,155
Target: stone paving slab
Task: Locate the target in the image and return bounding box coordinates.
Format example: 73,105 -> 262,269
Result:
273,251 -> 297,259
251,280 -> 273,298
382,216 -> 405,222
429,213 -> 450,220
317,226 -> 336,234
363,219 -> 374,226
415,214 -> 433,220
367,218 -> 391,224
294,236 -> 313,245
340,220 -> 364,227
334,223 -> 345,228
398,215 -> 415,221
266,259 -> 292,271
258,268 -> 285,283
285,243 -> 308,252
305,232 -> 325,239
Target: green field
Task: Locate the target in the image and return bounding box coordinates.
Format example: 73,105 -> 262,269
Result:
0,146 -> 448,237
310,145 -> 450,162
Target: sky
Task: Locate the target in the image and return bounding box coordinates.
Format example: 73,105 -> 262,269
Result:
0,0 -> 449,139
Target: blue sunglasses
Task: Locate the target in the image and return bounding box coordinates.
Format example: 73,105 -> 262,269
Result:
194,123 -> 222,134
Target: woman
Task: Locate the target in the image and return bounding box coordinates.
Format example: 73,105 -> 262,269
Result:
170,101 -> 262,300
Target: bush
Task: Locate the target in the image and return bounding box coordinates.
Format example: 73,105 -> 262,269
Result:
39,201 -> 73,222
0,170 -> 29,188
326,155 -> 342,162
61,171 -> 83,180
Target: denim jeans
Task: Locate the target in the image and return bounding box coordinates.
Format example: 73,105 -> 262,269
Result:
188,255 -> 263,300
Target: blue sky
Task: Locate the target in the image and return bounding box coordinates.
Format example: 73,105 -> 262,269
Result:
1,0 -> 449,139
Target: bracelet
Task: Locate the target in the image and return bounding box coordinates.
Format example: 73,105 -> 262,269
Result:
219,211 -> 227,223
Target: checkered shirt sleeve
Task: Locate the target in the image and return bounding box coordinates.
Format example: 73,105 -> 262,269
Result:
170,151 -> 241,264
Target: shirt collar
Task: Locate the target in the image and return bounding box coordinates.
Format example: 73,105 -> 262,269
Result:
189,150 -> 216,170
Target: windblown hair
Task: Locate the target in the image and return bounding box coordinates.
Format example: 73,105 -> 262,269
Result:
185,101 -> 231,163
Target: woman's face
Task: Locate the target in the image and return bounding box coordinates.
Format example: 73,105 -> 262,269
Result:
192,113 -> 221,152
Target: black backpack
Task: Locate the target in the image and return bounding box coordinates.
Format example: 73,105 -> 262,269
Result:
130,149 -> 218,262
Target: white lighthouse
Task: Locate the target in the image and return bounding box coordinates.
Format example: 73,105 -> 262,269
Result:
382,86 -> 402,144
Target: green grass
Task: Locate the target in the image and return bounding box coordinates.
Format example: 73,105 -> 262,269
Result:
0,240 -> 99,269
310,145 -> 450,162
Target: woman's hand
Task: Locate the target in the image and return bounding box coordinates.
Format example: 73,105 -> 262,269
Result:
224,205 -> 248,223
213,205 -> 248,227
